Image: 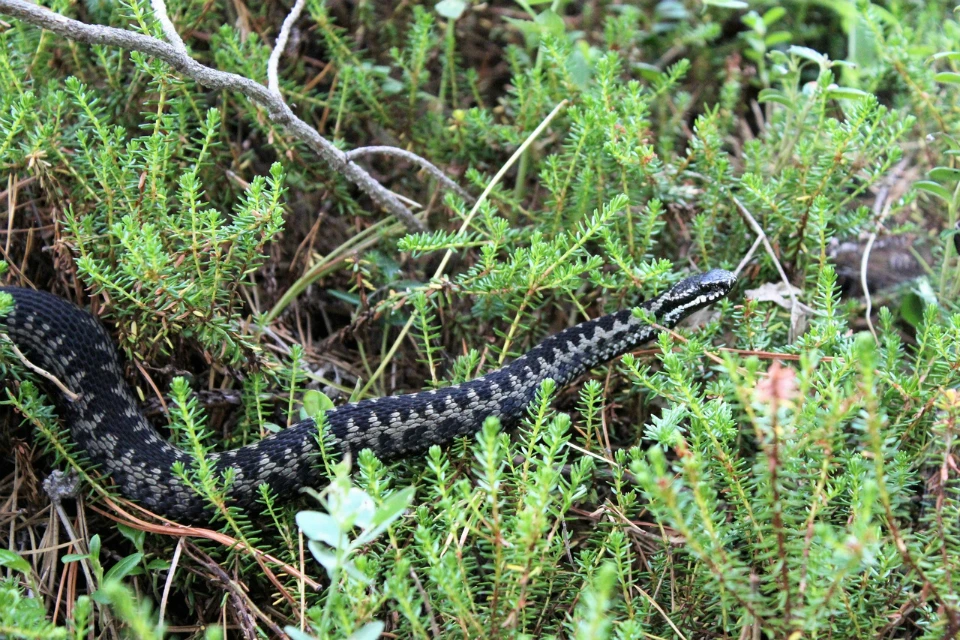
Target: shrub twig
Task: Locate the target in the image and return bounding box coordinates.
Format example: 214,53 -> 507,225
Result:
0,0 -> 431,231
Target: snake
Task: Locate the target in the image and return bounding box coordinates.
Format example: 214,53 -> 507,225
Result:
0,269 -> 735,522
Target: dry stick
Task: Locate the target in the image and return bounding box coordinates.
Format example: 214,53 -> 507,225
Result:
182,542 -> 283,639
0,0 -> 426,232
734,235 -> 763,277
684,173 -> 806,332
860,189 -> 891,341
5,173 -> 15,258
860,159 -> 908,341
266,0 -> 306,99
148,0 -> 184,50
158,537 -> 183,626
356,99 -> 569,398
1,334 -> 80,401
729,195 -> 818,340
345,145 -> 476,204
86,500 -> 321,590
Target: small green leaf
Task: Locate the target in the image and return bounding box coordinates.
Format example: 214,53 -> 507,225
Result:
764,31 -> 792,47
931,51 -> 960,61
757,89 -> 792,106
327,290 -> 361,306
900,293 -> 925,328
827,84 -> 870,100
348,622 -> 386,640
935,71 -> 960,84
297,511 -> 343,548
62,553 -> 89,563
788,45 -> 828,66
914,180 -> 953,202
704,0 -> 748,8
762,6 -> 786,25
741,11 -> 760,29
91,589 -> 111,605
204,625 -> 224,640
929,167 -> 960,182
354,486 -> 416,547
0,549 -> 32,576
284,627 -> 317,640
342,487 -> 376,528
535,8 -> 565,36
434,0 -> 466,19
634,63 -> 665,83
307,540 -> 339,573
116,523 -> 145,552
302,390 -> 335,419
103,553 -> 143,582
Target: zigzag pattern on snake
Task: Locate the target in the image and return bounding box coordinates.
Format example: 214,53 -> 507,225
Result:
0,269 -> 735,522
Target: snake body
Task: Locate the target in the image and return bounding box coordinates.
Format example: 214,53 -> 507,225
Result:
0,270 -> 735,522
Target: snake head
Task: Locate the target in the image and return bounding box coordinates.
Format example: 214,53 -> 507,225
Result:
655,269 -> 737,322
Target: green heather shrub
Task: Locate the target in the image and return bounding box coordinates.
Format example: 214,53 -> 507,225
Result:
2,0 -> 960,638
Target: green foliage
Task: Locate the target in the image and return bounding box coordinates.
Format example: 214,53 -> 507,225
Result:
295,462 -> 414,638
4,0 -> 960,638
0,578 -> 66,640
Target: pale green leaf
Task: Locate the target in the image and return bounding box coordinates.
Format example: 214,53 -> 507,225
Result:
0,549 -> 31,576
297,511 -> 343,548
348,622 -> 385,640
103,553 -> 143,582
935,71 -> 960,84
434,0 -> 466,19
914,180 -> 952,202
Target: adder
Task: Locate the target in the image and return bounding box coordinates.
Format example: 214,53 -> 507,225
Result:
0,269 -> 736,522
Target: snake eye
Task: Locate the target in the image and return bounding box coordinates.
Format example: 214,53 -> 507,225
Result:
698,269 -> 738,296
660,269 -> 737,319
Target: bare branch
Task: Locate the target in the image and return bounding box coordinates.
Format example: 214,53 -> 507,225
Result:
1,334 -> 80,401
267,0 -> 306,98
346,145 -> 476,204
149,0 -> 185,51
734,235 -> 763,277
0,0 -> 427,232
861,159 -> 908,341
731,196 -> 809,340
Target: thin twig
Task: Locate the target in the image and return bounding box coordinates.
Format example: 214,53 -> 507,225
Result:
860,196 -> 889,342
1,334 -> 80,401
0,0 -> 427,232
148,0 -> 184,51
346,145 -> 476,204
356,99 -> 568,397
86,499 -> 321,590
267,0 -> 306,98
158,538 -> 183,626
730,196 -> 805,340
683,173 -> 800,328
182,543 -> 277,639
51,500 -> 96,596
735,235 -> 763,277
861,159 -> 908,341
730,197 -> 796,308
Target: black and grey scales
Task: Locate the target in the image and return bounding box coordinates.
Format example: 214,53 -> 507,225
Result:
0,269 -> 735,522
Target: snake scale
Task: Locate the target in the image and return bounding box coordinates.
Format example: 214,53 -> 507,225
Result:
0,269 -> 735,522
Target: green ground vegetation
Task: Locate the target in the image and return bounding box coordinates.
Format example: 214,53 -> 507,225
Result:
3,0 -> 960,637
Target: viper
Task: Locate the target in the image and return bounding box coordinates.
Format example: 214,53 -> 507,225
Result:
0,269 -> 735,522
